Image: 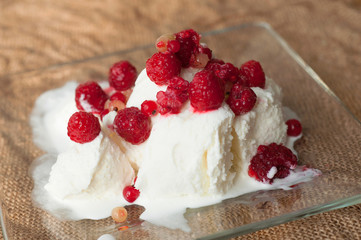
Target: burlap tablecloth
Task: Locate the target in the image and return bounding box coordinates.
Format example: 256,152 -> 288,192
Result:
0,0 -> 360,239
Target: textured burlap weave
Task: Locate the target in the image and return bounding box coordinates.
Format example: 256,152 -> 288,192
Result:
1,0 -> 361,239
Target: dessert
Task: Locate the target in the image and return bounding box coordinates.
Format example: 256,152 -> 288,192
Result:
30,29 -> 320,231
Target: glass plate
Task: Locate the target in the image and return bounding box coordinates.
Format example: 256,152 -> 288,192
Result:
1,22 -> 361,240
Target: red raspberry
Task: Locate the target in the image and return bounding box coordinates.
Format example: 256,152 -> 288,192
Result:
175,29 -> 201,67
75,81 -> 108,114
227,84 -> 257,115
146,52 -> 181,85
286,119 -> 302,136
141,100 -> 158,116
167,40 -> 181,53
156,77 -> 190,115
239,60 -> 266,88
110,91 -> 127,103
156,91 -> 182,114
205,58 -> 225,68
113,107 -> 151,144
206,62 -> 240,84
248,143 -> 298,183
168,76 -> 189,102
109,61 -> 137,91
67,111 -> 101,143
123,185 -> 140,203
189,70 -> 225,111
199,45 -> 212,60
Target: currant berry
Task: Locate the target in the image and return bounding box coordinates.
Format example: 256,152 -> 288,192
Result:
111,206 -> 128,223
286,119 -> 302,136
141,100 -> 158,116
123,185 -> 140,203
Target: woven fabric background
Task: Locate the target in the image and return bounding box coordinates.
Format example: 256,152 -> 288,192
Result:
1,0 -> 361,239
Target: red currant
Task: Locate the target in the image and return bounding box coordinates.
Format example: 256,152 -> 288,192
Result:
286,119 -> 302,136
123,185 -> 140,203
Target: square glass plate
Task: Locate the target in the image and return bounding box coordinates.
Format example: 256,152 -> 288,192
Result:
1,22 -> 361,240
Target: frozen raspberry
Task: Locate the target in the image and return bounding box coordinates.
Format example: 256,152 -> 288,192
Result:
248,143 -> 298,183
109,61 -> 137,91
167,76 -> 189,102
141,100 -> 158,116
156,91 -> 183,114
189,70 -> 224,111
75,81 -> 108,114
199,45 -> 212,60
175,29 -> 201,67
146,52 -> 181,85
205,58 -> 225,68
110,91 -> 127,103
114,107 -> 151,144
156,77 -> 189,114
167,40 -> 181,53
206,62 -> 240,84
67,112 -> 101,143
123,185 -> 140,203
227,84 -> 257,115
286,119 -> 302,136
239,60 -> 266,88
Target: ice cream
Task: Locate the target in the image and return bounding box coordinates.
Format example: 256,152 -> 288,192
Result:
30,29 -> 320,231
44,132 -> 135,200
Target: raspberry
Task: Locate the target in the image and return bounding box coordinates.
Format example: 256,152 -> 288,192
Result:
146,52 -> 181,85
123,185 -> 140,203
156,91 -> 183,114
141,100 -> 158,116
75,81 -> 108,114
226,84 -> 257,115
156,77 -> 189,114
167,40 -> 181,53
114,107 -> 151,144
248,143 -> 297,183
199,45 -> 212,60
110,91 -> 127,103
205,58 -> 225,67
206,62 -> 240,84
168,76 -> 189,102
175,29 -> 201,67
109,61 -> 137,91
286,119 -> 302,136
67,111 -> 101,143
189,70 -> 225,111
239,60 -> 266,88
